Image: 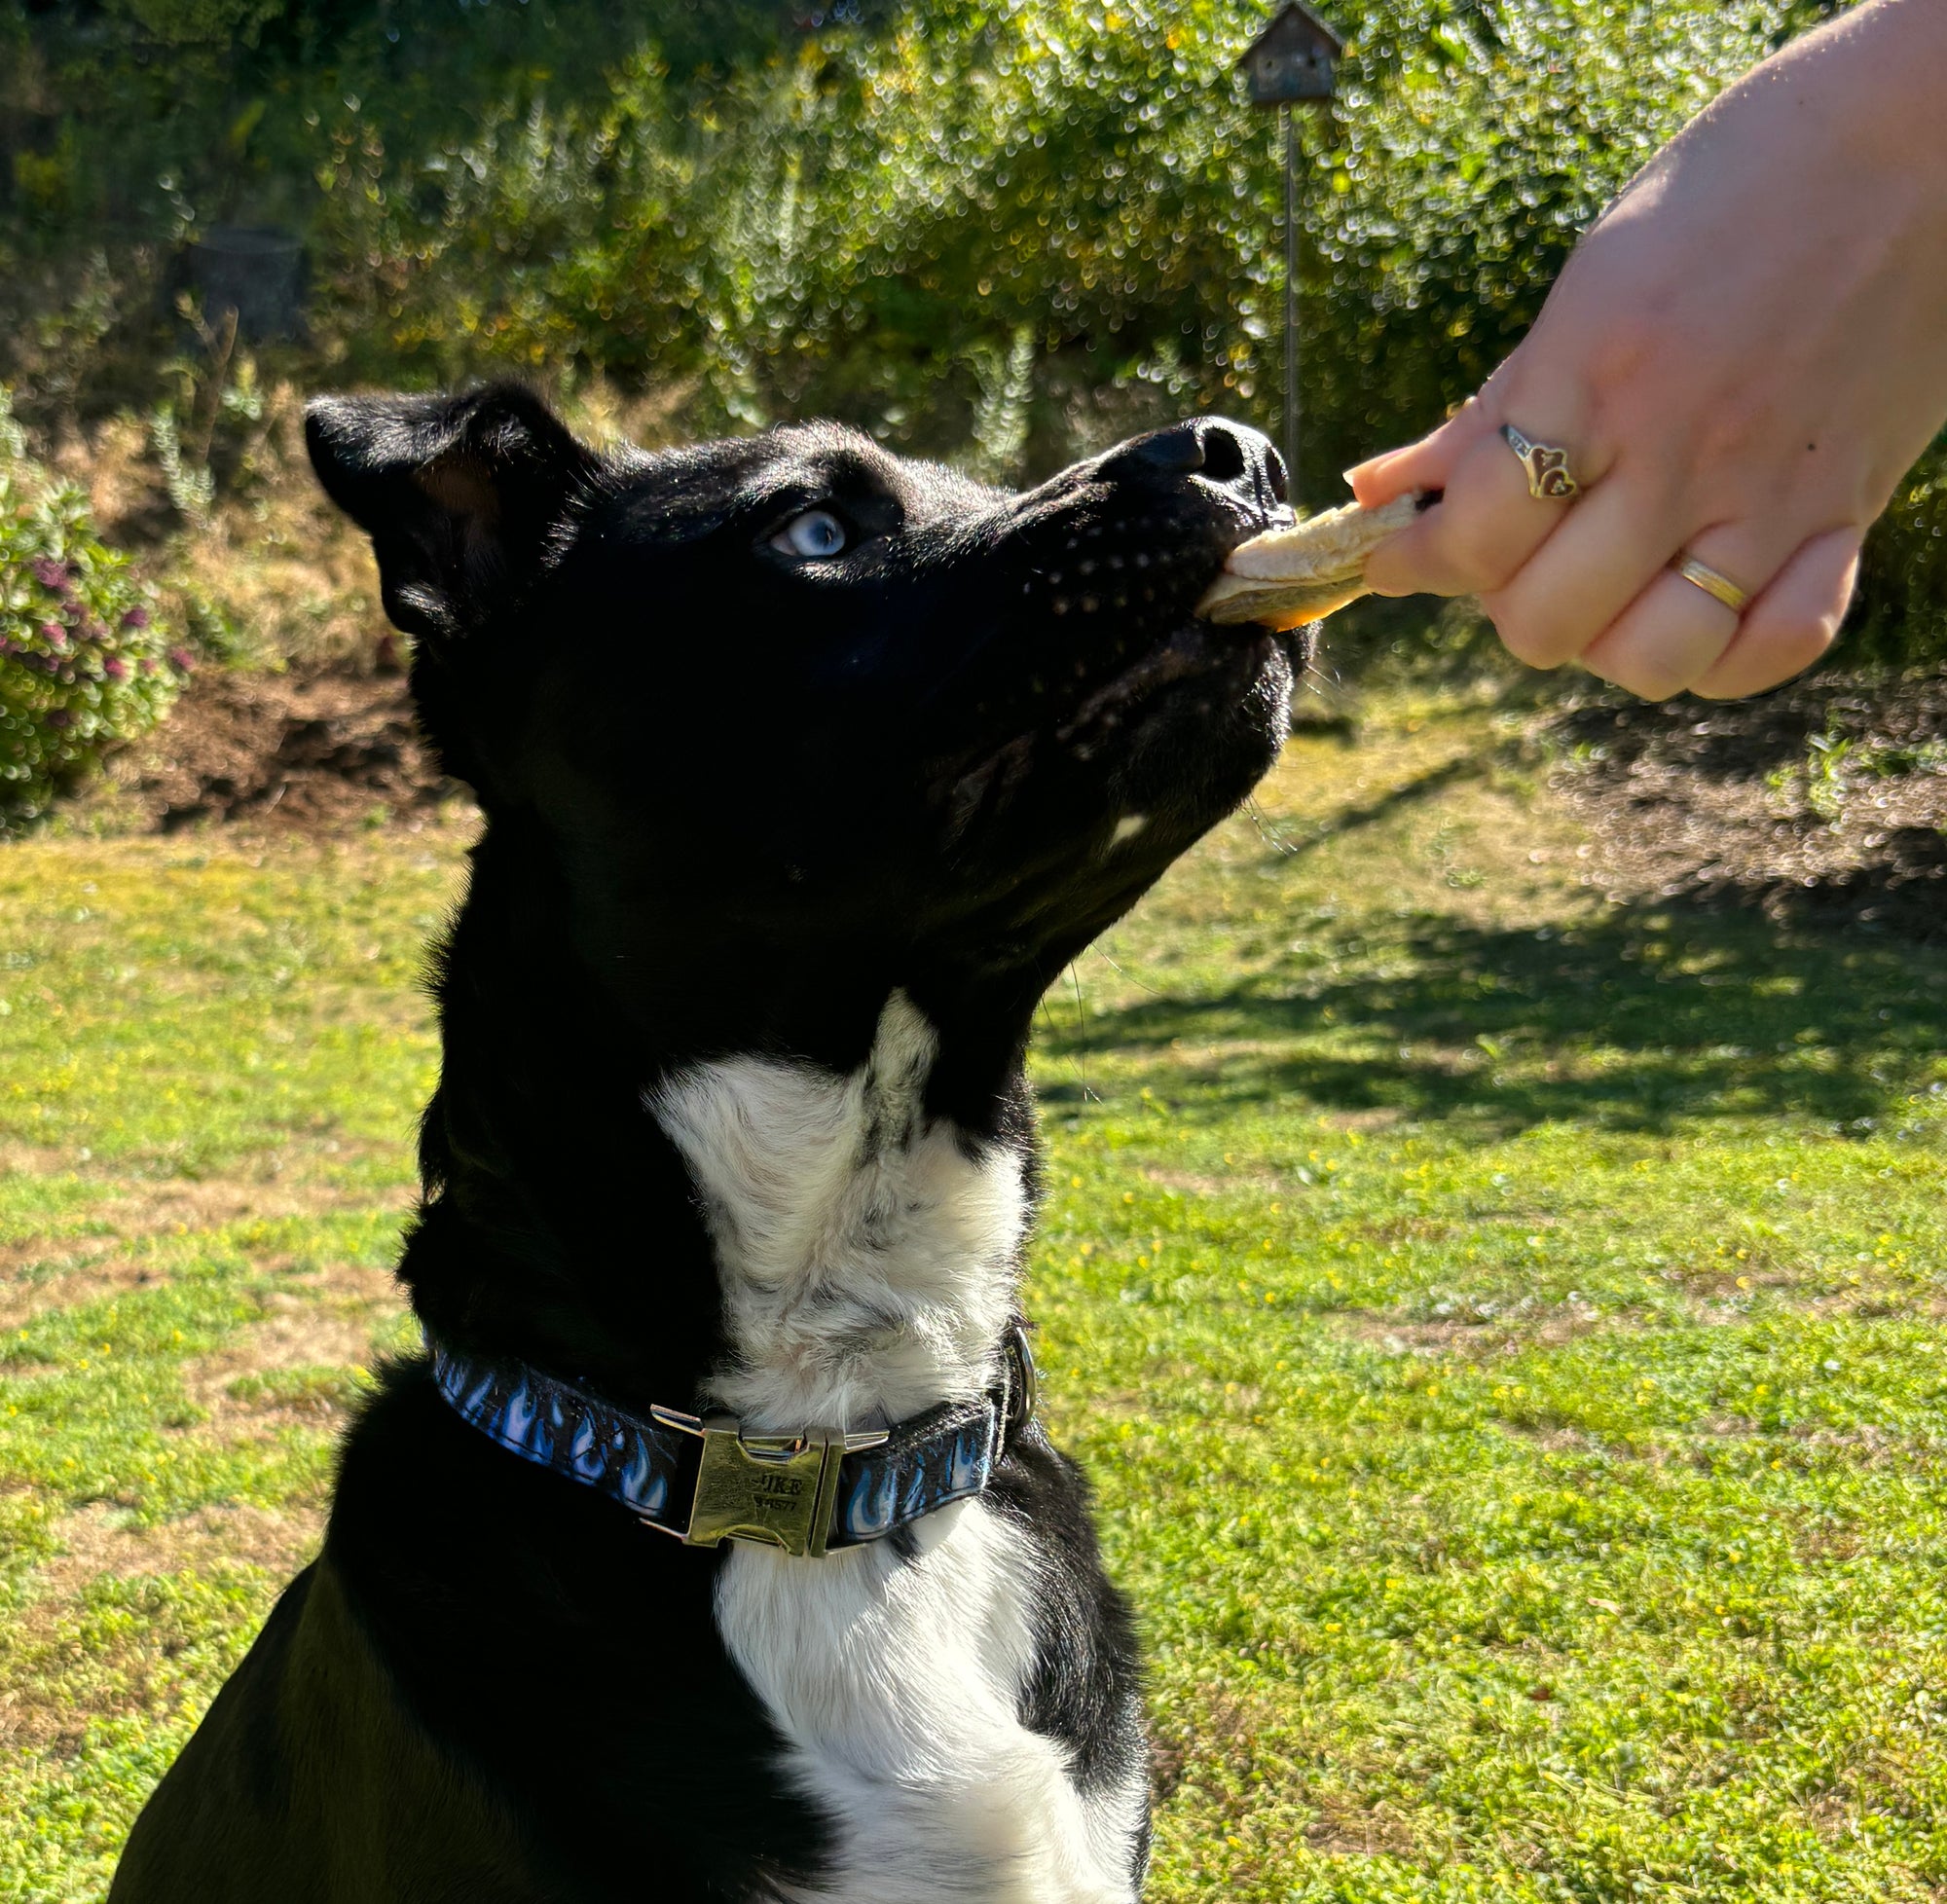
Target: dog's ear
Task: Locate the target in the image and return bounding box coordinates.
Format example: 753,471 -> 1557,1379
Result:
305,384 -> 602,645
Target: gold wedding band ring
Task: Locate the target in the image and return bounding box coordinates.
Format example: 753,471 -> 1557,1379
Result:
1672,555 -> 1750,614
1500,423 -> 1581,501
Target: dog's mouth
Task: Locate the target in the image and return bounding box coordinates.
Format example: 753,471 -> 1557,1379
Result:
1010,500 -> 1293,744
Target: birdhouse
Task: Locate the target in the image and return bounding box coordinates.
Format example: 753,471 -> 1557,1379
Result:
1237,2 -> 1343,107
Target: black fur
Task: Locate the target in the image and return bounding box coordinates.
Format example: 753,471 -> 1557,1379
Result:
109,385 -> 1300,1902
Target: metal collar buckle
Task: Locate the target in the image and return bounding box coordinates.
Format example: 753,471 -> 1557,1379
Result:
1002,1322 -> 1038,1436
647,1407 -> 889,1559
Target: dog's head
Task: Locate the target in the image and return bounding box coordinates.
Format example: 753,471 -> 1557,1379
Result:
308,384 -> 1298,1046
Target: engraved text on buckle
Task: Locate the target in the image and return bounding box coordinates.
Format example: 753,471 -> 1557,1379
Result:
648,1410 -> 890,1558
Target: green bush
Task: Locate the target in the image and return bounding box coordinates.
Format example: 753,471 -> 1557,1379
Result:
1847,440 -> 1947,667
0,390 -> 181,828
1,4 -> 1833,478
296,4 -> 1805,467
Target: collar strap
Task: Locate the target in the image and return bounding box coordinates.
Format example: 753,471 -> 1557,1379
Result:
428,1326 -> 1037,1560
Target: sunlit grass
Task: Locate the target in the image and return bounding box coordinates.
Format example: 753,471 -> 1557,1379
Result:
0,826 -> 453,1904
1036,697 -> 1947,1901
5,697 -> 1946,1901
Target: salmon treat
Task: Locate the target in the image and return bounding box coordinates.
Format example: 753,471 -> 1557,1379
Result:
1196,491 -> 1426,629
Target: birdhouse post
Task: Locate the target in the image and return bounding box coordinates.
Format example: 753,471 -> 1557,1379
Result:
1236,3 -> 1343,505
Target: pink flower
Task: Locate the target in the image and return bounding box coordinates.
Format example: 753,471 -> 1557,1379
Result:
41,624 -> 66,648
166,646 -> 195,673
102,656 -> 129,680
120,607 -> 151,631
30,558 -> 71,592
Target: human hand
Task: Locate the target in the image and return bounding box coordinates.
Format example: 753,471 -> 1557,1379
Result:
1345,0 -> 1947,701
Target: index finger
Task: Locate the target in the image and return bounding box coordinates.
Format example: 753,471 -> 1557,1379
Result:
1363,421 -> 1585,601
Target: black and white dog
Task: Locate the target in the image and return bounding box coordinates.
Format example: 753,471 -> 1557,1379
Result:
109,385 -> 1299,1903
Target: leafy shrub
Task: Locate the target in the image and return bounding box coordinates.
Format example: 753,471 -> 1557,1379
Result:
0,390 -> 181,828
4,3 -> 1831,476
1847,440 -> 1947,668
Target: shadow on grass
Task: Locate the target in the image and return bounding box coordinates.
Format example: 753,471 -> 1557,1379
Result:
1255,754 -> 1487,860
1046,900 -> 1947,1134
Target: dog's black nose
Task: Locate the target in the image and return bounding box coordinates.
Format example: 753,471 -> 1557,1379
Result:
1101,419 -> 1287,507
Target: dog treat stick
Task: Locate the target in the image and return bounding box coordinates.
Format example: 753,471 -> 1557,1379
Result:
1196,492 -> 1427,630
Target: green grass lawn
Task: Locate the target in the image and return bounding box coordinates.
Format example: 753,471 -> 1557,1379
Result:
5,693 -> 1946,1902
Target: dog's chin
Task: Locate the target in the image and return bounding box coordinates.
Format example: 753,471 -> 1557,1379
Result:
949,620 -> 1296,959
937,611 -> 1296,871
1078,612 -> 1305,804
1051,615 -> 1272,758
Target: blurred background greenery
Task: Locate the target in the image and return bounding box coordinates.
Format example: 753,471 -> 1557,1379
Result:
1,1 -> 1866,479
1,0 -> 1942,821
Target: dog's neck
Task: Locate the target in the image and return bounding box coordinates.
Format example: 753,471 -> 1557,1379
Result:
398,823 -> 1043,1427
651,989 -> 1029,1432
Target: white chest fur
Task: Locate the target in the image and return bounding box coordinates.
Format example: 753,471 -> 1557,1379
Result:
651,994 -> 1141,1903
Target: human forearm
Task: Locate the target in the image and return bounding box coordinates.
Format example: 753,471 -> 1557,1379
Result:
1740,0 -> 1947,179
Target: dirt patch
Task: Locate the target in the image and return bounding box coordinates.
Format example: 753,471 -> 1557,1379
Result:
27,1499 -> 319,1606
1336,1314 -> 1495,1356
0,1142 -> 105,1180
1301,1798 -> 1422,1862
1150,1686 -> 1275,1806
97,662 -> 459,834
183,1297 -> 390,1421
1335,1303 -> 1610,1358
1542,674 -> 1947,939
1501,1423 -> 1608,1455
0,1498 -> 319,1755
0,1253 -> 156,1333
0,1168 -> 413,1330
88,1163 -> 414,1238
283,1253 -> 407,1308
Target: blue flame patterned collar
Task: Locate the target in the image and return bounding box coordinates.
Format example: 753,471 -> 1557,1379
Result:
428,1329 -> 1035,1557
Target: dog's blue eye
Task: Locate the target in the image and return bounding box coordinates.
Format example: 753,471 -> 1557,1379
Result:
773,510 -> 849,560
